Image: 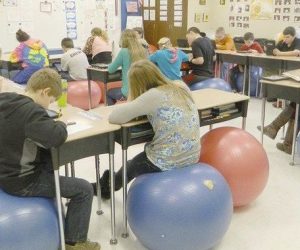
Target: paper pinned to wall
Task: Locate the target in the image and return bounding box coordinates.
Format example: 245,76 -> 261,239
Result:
144,9 -> 150,20
149,0 -> 155,7
174,22 -> 182,27
126,16 -> 143,29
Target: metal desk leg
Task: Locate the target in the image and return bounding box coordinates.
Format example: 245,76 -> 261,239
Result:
261,97 -> 266,145
290,104 -> 299,166
109,153 -> 117,245
122,149 -> 129,238
104,82 -> 108,106
64,164 -> 69,177
242,117 -> 246,130
54,170 -> 66,250
70,161 -> 75,177
243,64 -> 248,95
209,124 -> 213,131
87,70 -> 92,110
95,155 -> 103,215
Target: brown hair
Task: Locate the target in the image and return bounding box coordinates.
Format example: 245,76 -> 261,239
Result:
61,37 -> 74,48
133,27 -> 144,37
120,29 -> 147,62
128,60 -> 194,107
91,27 -> 109,43
187,27 -> 201,35
26,68 -> 62,98
16,29 -> 30,42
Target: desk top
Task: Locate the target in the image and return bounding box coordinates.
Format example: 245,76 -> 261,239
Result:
93,89 -> 250,127
191,88 -> 249,110
260,79 -> 300,88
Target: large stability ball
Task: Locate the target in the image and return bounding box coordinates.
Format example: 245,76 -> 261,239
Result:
127,163 -> 233,250
189,78 -> 232,92
67,80 -> 101,110
200,127 -> 269,207
236,66 -> 262,96
0,189 -> 60,250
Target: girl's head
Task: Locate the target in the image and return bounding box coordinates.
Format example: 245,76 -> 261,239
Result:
128,60 -> 194,105
158,37 -> 172,49
120,29 -> 147,62
91,27 -> 109,42
133,27 -> 144,38
16,29 -> 30,42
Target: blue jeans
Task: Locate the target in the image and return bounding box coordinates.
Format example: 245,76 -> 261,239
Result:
5,169 -> 93,243
114,151 -> 161,190
106,87 -> 126,106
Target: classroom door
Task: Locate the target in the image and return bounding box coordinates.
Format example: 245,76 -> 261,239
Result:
143,0 -> 188,47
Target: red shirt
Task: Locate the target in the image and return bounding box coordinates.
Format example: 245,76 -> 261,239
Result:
240,42 -> 264,53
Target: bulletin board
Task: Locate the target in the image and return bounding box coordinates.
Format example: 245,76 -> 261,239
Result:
0,0 -> 118,52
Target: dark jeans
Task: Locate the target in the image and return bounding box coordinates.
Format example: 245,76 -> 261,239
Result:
59,71 -> 75,82
6,170 -> 93,243
107,87 -> 126,106
114,151 -> 161,190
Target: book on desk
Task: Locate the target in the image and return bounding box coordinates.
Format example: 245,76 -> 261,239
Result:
282,69 -> 300,82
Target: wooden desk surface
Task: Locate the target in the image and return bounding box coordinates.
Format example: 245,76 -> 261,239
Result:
191,88 -> 249,110
215,50 -> 250,57
260,79 -> 300,88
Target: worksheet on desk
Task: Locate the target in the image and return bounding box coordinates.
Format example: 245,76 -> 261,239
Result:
67,123 -> 92,135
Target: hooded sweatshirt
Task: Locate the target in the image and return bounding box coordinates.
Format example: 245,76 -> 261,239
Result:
10,38 -> 49,68
149,48 -> 189,80
0,93 -> 67,192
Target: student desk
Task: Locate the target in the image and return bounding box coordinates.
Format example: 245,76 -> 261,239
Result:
1,78 -> 121,248
93,88 -> 250,238
260,79 -> 300,166
50,106 -> 121,249
86,66 -> 122,107
215,50 -> 249,94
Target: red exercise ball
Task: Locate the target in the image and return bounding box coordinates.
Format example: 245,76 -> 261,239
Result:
199,127 -> 269,207
67,81 -> 101,110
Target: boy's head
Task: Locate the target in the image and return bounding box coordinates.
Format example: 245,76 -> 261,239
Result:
25,68 -> 62,108
282,26 -> 296,45
186,27 -> 201,46
215,27 -> 226,41
243,32 -> 255,46
16,29 -> 30,42
61,37 -> 74,52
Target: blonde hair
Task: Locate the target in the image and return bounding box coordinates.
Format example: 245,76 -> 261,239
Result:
91,27 -> 109,43
26,68 -> 62,98
120,29 -> 147,62
158,37 -> 172,49
128,60 -> 194,107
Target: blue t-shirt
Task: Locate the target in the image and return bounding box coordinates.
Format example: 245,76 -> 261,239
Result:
149,49 -> 189,80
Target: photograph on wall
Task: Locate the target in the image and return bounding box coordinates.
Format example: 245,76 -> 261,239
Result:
250,0 -> 273,20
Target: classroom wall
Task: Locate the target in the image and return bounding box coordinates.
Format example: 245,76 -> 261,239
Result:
0,0 -> 122,55
187,0 -> 300,40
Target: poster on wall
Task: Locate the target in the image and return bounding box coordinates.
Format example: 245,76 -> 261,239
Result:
250,0 -> 272,20
121,0 -> 143,30
273,0 -> 300,22
65,0 -> 77,40
228,0 -> 250,29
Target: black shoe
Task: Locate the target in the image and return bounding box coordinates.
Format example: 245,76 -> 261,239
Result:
100,170 -> 111,200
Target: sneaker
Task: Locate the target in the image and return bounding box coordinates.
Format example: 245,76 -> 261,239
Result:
257,125 -> 277,139
276,142 -> 292,154
100,170 -> 111,200
65,240 -> 100,250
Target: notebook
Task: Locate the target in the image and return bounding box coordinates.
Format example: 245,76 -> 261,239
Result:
262,75 -> 289,81
282,69 -> 300,81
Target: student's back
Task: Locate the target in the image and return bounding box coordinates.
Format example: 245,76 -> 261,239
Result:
191,36 -> 215,77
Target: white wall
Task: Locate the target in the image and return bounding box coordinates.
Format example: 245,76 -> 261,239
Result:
0,0 -> 122,55
187,0 -> 300,40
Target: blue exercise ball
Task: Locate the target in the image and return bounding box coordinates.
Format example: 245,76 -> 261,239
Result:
127,163 -> 233,250
0,189 -> 60,250
189,78 -> 232,92
236,66 -> 262,96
